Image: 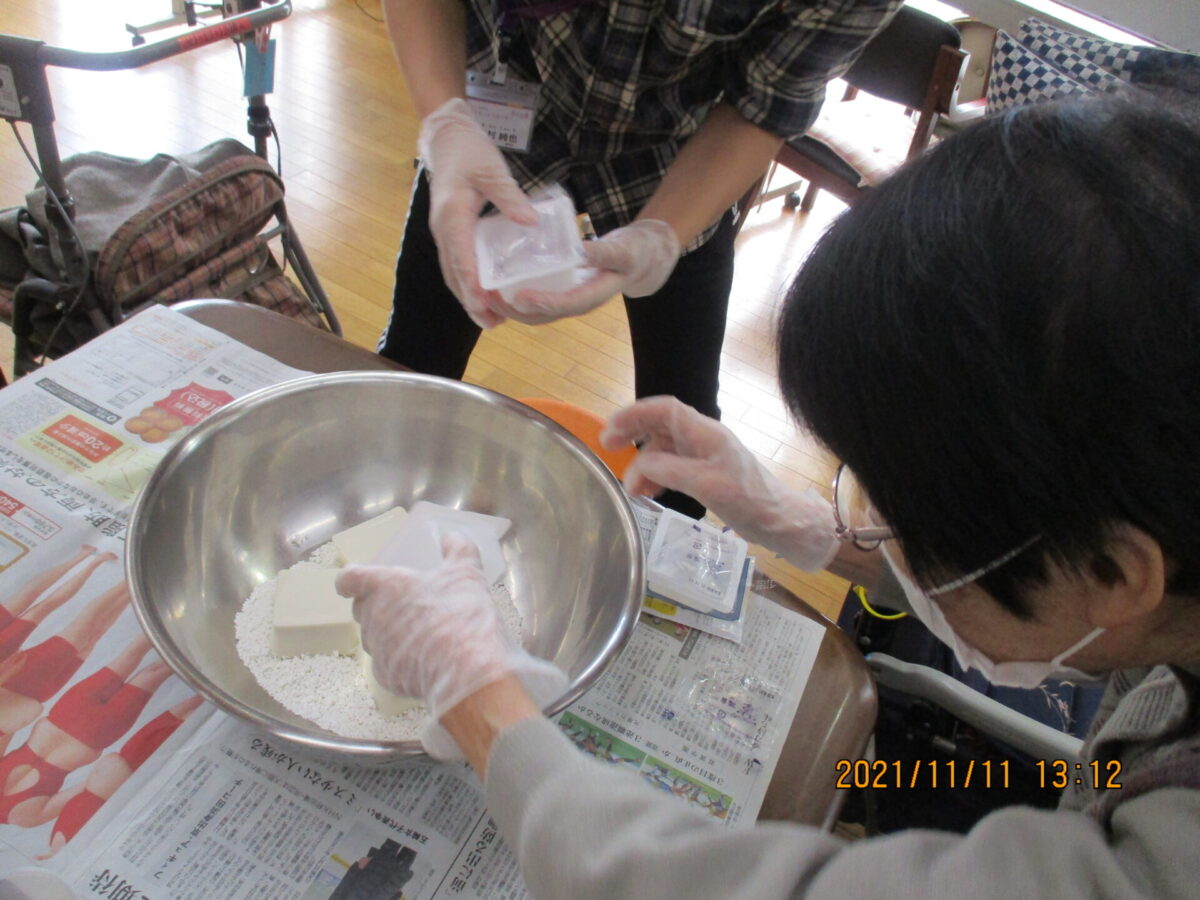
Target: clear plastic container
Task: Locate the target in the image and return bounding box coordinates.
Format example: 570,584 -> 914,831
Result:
475,184 -> 586,301
645,509 -> 748,615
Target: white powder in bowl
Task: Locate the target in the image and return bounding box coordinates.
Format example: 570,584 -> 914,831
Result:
234,541 -> 523,741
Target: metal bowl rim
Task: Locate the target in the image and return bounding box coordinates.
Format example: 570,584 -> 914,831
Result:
125,370 -> 644,759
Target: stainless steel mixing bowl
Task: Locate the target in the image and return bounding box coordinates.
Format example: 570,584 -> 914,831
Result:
127,371 -> 644,761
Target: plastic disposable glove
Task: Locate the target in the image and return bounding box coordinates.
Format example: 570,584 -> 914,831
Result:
491,219 -> 681,325
600,396 -> 839,572
419,97 -> 539,329
336,532 -> 567,759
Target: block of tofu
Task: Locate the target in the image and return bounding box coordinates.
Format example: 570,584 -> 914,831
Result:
270,566 -> 359,657
407,502 -> 510,584
359,648 -> 422,717
332,506 -> 408,564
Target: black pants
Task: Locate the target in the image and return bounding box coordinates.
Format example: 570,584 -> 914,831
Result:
379,171 -> 735,518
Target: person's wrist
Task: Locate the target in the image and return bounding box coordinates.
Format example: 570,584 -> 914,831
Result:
439,675 -> 541,777
770,487 -> 838,572
619,219 -> 682,297
421,96 -> 473,125
632,217 -> 682,256
418,98 -> 479,172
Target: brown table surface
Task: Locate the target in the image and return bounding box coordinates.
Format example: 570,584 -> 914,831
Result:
175,299 -> 877,830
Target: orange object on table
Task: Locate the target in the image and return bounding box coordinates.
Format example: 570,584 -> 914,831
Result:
517,398 -> 636,480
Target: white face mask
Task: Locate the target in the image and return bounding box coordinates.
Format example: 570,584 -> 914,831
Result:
882,544 -> 1105,689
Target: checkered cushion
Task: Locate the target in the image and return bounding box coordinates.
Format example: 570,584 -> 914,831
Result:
1018,17 -> 1142,81
987,29 -> 1123,113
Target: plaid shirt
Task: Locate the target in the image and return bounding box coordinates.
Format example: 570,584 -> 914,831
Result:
464,0 -> 900,245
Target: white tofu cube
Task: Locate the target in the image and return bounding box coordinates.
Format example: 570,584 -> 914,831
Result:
359,648 -> 422,717
332,506 -> 409,564
270,567 -> 359,657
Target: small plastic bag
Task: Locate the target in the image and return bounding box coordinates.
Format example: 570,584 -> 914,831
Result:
688,664 -> 782,754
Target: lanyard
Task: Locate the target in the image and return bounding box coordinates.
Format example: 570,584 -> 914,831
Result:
493,0 -> 597,63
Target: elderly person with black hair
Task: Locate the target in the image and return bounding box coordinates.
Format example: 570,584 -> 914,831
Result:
337,92 -> 1200,898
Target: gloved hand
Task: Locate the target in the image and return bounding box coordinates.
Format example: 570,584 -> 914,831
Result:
600,396 -> 839,572
491,219 -> 681,325
336,532 -> 566,759
419,97 -> 539,329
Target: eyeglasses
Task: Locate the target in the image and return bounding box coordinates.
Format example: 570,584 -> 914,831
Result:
832,463 -> 1041,592
832,464 -> 895,551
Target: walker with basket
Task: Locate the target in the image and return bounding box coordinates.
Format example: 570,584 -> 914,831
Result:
0,0 -> 340,382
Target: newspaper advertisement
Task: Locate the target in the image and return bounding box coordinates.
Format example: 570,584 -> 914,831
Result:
54,598 -> 824,899
0,306 -> 308,873
0,305 -> 309,516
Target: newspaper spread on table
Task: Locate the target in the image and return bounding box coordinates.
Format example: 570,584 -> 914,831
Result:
0,306 -> 827,899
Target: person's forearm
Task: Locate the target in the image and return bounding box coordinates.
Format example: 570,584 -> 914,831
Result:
638,103 -> 782,246
439,675 -> 541,778
383,0 -> 468,118
826,541 -> 884,587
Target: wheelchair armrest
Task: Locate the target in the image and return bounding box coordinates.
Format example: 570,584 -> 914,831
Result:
867,652 -> 1085,763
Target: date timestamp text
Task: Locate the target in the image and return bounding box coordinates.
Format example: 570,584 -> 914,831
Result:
835,758 -> 1122,790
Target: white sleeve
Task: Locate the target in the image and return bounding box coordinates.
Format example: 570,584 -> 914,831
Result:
484,717 -> 1198,898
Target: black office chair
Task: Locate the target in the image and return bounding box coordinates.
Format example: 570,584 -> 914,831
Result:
739,6 -> 966,224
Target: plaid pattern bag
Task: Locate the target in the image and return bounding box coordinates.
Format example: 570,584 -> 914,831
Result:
94,150 -> 320,325
143,232 -> 324,328
4,139 -> 329,372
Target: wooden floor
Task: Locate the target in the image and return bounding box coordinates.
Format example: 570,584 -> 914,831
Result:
0,0 -> 855,618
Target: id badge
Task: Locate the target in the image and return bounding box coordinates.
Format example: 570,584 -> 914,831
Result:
466,69 -> 539,153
